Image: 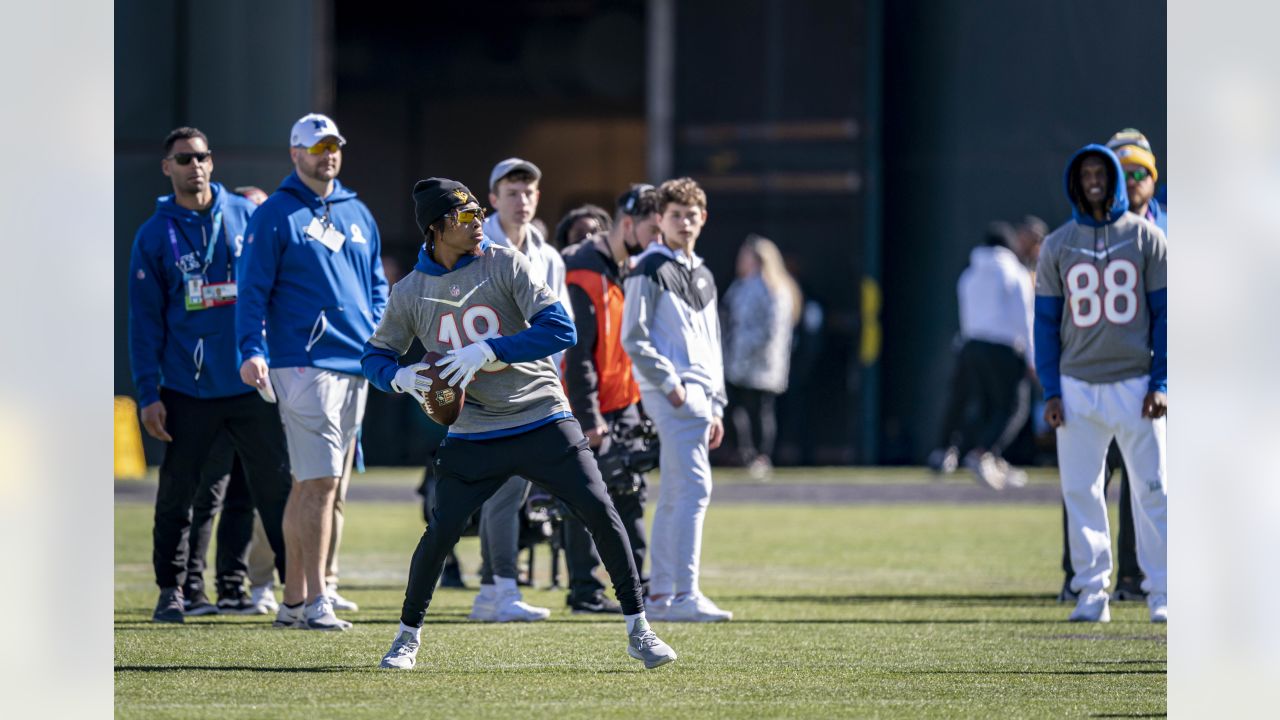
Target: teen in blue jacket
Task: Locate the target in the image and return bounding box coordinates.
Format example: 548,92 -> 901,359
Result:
128,127 -> 292,625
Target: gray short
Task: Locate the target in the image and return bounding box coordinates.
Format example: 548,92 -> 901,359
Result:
270,366 -> 367,482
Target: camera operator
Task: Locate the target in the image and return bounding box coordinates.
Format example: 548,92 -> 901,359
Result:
558,184 -> 663,613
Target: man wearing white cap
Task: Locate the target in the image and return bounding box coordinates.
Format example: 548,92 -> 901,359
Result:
455,158 -> 571,622
236,113 -> 389,630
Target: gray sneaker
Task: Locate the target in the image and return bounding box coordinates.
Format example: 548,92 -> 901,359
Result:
153,587 -> 185,624
305,596 -> 351,631
379,630 -> 421,670
627,618 -> 677,669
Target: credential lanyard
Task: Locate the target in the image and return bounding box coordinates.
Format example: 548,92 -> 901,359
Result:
166,209 -> 224,276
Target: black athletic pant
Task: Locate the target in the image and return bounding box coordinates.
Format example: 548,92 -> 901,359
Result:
728,384 -> 778,464
153,388 -> 291,590
937,340 -> 1029,456
401,418 -> 643,626
184,435 -> 255,595
564,404 -> 649,600
1061,440 -> 1142,584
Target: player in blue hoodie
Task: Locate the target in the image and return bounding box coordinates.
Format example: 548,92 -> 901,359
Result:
128,127 -> 292,624
236,113 -> 389,631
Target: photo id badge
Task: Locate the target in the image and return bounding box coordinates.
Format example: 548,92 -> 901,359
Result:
318,223 -> 346,253
185,276 -> 206,311
202,281 -> 238,307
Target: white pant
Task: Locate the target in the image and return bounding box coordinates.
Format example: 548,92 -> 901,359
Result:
1058,375 -> 1167,596
642,384 -> 715,597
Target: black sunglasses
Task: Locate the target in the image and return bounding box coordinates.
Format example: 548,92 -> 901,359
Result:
167,151 -> 213,165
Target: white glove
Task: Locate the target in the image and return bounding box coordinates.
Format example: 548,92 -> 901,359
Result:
391,363 -> 434,401
436,341 -> 496,389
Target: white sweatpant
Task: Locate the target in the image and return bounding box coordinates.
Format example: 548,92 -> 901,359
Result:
642,384 -> 715,598
1058,375 -> 1167,596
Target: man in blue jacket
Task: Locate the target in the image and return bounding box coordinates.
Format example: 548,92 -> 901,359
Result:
128,126 -> 292,624
236,113 -> 388,631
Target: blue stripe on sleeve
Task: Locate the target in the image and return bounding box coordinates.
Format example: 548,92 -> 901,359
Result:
1034,295 -> 1065,399
361,341 -> 402,394
486,301 -> 577,364
1147,288 -> 1167,393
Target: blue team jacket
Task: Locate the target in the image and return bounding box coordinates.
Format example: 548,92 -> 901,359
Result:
236,173 -> 388,375
128,182 -> 258,406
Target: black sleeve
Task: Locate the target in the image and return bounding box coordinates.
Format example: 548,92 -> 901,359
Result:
563,282 -> 604,431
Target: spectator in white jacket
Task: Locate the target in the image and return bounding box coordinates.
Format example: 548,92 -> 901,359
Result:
929,222 -> 1033,489
621,177 -> 731,623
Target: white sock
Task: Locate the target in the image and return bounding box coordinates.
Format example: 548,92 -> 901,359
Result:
398,622 -> 421,641
625,612 -> 646,634
494,576 -> 518,594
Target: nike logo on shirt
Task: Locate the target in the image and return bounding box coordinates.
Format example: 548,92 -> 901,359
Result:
421,279 -> 489,307
1069,239 -> 1134,259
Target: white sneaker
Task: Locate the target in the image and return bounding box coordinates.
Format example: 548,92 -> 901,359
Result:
380,630 -> 421,670
272,603 -> 305,629
1068,591 -> 1111,622
627,618 -> 677,668
665,594 -> 733,622
645,596 -> 673,621
995,458 -> 1028,488
1147,593 -> 1168,623
250,585 -> 279,615
304,596 -> 352,631
492,590 -> 551,622
326,584 -> 359,612
964,450 -> 1006,490
469,589 -> 498,621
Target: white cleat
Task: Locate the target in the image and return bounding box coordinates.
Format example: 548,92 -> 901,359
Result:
379,630 -> 421,670
964,451 -> 1006,490
250,585 -> 279,615
627,618 -> 677,669
272,603 -> 305,629
468,590 -> 497,621
1147,593 -> 1167,623
644,596 -> 673,621
1068,591 -> 1111,623
304,596 -> 352,631
326,584 -> 359,612
665,594 -> 733,622
492,590 -> 551,622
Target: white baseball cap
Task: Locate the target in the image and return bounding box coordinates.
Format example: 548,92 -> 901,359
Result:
290,113 -> 347,149
489,157 -> 542,191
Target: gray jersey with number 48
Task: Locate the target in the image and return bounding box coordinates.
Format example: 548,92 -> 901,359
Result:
367,243 -> 570,436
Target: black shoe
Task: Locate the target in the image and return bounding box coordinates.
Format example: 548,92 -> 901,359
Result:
439,561 -> 467,589
153,587 -> 186,623
568,592 -> 623,614
183,587 -> 218,616
216,585 -> 259,615
1112,576 -> 1147,602
1057,577 -> 1078,604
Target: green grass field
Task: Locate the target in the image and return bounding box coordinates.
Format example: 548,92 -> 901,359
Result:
115,470 -> 1166,718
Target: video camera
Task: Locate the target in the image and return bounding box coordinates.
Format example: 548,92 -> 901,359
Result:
595,416 -> 660,496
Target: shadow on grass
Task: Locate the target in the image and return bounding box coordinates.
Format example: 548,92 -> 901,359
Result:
894,669 -> 1165,676
730,593 -> 1059,605
115,665 -> 356,673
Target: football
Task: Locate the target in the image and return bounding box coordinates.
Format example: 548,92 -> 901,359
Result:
414,351 -> 465,425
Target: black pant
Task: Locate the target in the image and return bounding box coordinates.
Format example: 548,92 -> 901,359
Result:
562,405 -> 649,600
1061,440 -> 1142,584
936,340 -> 1029,456
401,418 -> 642,626
728,384 -> 778,464
184,434 -> 255,595
153,388 -> 291,590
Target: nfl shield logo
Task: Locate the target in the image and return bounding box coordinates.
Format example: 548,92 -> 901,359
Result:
449,285 -> 461,298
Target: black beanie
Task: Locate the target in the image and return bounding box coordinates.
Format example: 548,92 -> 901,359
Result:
412,178 -> 478,236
